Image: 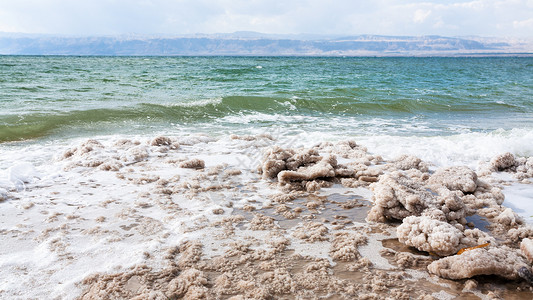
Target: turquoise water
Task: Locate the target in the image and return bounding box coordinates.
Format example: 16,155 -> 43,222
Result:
1,56 -> 532,142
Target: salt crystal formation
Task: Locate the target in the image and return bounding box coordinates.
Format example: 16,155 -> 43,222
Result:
59,137 -> 179,171
397,216 -> 465,256
258,142 -> 377,191
427,247 -> 528,280
383,155 -> 533,282
391,154 -> 428,172
521,238 -> 533,264
179,158 -> 206,169
367,171 -> 469,225
428,166 -> 477,193
259,145 -> 533,284
50,140 -> 533,298
489,152 -> 533,180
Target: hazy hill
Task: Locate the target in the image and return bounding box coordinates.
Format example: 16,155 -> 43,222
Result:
0,32 -> 531,56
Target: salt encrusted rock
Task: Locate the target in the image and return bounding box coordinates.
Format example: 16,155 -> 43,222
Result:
392,251 -> 432,269
334,164 -> 356,177
61,139 -> 104,159
490,152 -> 516,171
427,246 -> 529,280
259,147 -> 321,179
526,157 -> 533,172
60,139 -> 110,169
487,153 -> 533,180
278,155 -> 336,183
59,138 -> 157,171
81,266 -> 208,300
259,145 -> 363,191
150,136 -> 172,146
397,216 -> 463,256
230,133 -> 274,141
472,180 -> 505,206
315,140 -> 371,162
392,154 -> 428,172
179,159 -> 205,169
434,189 -> 469,224
521,238 -> 533,264
495,207 -> 524,227
367,171 -> 469,223
122,146 -> 149,163
428,166 -> 477,193
507,226 -> 533,243
114,138 -> 140,148
518,267 -> 533,286
461,228 -> 495,246
396,215 -> 493,258
367,171 -> 434,222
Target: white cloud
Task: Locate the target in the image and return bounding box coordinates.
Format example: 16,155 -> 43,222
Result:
514,18 -> 533,28
413,9 -> 431,23
0,0 -> 531,37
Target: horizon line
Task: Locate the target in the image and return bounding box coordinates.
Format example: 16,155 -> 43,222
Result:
1,31 -> 532,41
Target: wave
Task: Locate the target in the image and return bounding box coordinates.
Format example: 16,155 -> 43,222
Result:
219,96 -> 528,115
0,96 -> 528,142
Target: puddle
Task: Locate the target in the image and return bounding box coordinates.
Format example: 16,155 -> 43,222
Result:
382,238 -> 431,257
232,192 -> 372,230
465,214 -> 490,232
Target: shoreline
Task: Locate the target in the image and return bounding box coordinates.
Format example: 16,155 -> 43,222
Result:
1,134 -> 532,299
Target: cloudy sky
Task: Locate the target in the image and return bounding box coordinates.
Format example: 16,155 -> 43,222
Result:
0,0 -> 532,37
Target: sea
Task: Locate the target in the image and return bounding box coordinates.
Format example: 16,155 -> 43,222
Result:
2,56 -> 533,175
1,56 -> 533,298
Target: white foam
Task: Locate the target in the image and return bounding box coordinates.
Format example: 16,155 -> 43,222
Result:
160,97 -> 223,108
218,112 -> 314,124
7,162 -> 41,189
502,182 -> 533,225
357,128 -> 533,169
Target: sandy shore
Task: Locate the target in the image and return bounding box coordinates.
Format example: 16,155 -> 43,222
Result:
1,134 -> 533,299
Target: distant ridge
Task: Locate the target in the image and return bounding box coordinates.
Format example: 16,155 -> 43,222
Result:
0,32 -> 531,56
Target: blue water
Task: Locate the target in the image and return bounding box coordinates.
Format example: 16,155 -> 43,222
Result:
0,56 -> 532,143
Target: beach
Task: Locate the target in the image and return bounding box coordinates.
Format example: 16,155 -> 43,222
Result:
1,56 -> 533,299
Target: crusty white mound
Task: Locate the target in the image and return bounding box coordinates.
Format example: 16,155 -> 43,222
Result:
428,166 -> 477,193
397,216 -> 493,257
521,238 -> 533,264
367,171 -> 469,224
428,246 -> 529,280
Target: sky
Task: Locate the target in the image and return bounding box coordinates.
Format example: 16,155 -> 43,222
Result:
0,0 -> 532,38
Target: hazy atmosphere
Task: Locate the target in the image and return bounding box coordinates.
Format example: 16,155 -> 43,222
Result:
1,0 -> 532,37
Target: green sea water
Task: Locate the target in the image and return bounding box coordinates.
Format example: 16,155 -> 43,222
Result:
1,56 -> 532,143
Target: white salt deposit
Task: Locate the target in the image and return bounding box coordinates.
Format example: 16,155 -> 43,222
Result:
1,131 -> 533,298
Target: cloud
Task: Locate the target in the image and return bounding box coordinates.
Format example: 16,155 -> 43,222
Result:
514,18 -> 533,28
0,0 -> 532,37
413,9 -> 432,23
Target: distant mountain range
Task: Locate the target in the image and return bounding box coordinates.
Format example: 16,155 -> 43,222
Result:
0,32 -> 531,56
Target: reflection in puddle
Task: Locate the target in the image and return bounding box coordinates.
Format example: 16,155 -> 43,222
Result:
465,214 -> 490,232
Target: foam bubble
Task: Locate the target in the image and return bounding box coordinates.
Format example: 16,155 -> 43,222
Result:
7,162 -> 41,189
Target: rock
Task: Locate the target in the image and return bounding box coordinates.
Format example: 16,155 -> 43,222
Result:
427,246 -> 528,280
428,166 -> 477,193
521,238 -> 533,264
